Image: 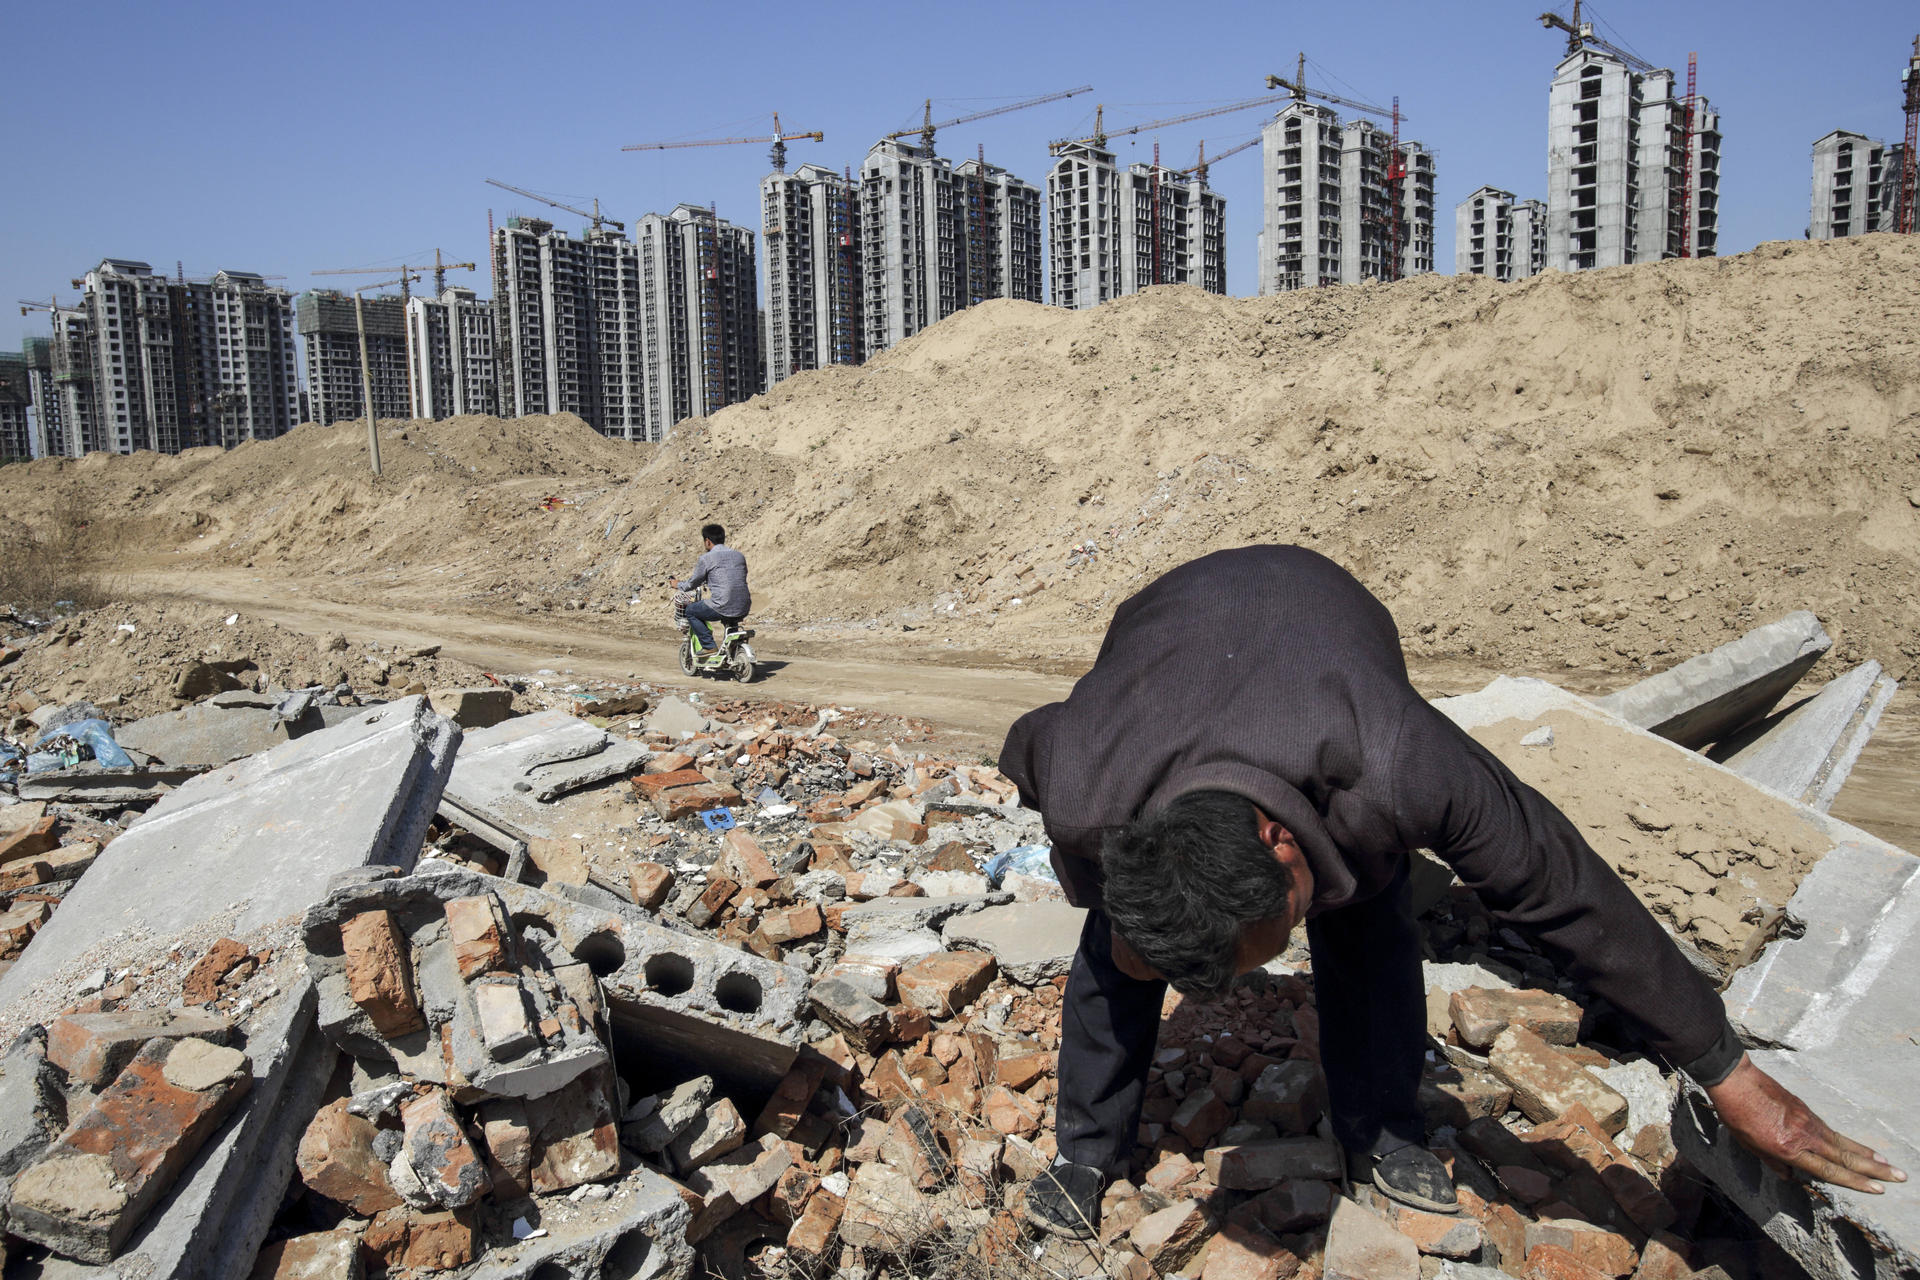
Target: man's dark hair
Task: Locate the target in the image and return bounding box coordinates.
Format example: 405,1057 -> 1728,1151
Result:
701,523 -> 726,545
1102,790 -> 1295,999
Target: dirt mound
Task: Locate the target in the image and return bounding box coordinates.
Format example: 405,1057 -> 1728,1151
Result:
2,235 -> 1917,683
2,601 -> 490,721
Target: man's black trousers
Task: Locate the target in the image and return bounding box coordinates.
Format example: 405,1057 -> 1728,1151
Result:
1054,857 -> 1427,1177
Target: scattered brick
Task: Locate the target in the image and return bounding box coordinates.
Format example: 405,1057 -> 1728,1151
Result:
628,861 -> 676,910
1450,987 -> 1583,1050
296,1097 -> 401,1216
896,950 -> 997,1018
1490,1026 -> 1629,1133
442,894 -> 511,979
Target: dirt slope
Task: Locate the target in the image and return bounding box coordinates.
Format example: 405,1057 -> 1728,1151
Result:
2,234 -> 1917,682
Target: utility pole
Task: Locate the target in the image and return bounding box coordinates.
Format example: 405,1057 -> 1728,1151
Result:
351,274 -> 417,476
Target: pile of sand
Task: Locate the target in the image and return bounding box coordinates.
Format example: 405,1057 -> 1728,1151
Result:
2,235 -> 1916,684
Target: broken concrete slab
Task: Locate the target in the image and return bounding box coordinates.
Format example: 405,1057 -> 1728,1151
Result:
1709,661 -> 1898,812
14,764 -> 202,806
941,900 -> 1085,986
113,697 -> 315,771
436,710 -> 648,872
0,697 -> 458,1010
1591,610 -> 1830,750
1686,830 -> 1920,1279
644,697 -> 710,739
460,1165 -> 692,1280
427,687 -> 515,730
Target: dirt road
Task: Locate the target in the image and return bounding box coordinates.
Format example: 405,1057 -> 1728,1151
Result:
122,568 -> 1918,852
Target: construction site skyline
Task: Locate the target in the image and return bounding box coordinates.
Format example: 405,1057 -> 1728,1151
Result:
5,2 -> 1917,359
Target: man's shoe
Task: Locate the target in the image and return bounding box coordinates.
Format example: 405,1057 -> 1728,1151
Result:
1025,1159 -> 1103,1240
1363,1144 -> 1459,1214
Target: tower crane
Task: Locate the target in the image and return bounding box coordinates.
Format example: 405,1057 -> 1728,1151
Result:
314,249 -> 476,301
1178,134 -> 1264,183
1538,1 -> 1653,72
622,113 -> 824,172
482,179 -> 625,234
1901,34 -> 1919,235
890,84 -> 1093,152
1048,92 -> 1283,156
1264,53 -> 1401,120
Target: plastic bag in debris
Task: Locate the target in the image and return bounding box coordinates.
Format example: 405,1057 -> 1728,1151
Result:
0,739 -> 22,787
984,844 -> 1057,889
29,718 -> 134,771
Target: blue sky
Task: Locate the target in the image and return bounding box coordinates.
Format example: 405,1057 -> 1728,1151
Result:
4,0 -> 1915,354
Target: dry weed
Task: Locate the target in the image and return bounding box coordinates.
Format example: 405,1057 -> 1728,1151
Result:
0,512 -> 117,614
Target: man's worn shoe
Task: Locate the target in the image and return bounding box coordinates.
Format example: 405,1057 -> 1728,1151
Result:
1366,1144 -> 1460,1214
1025,1159 -> 1103,1239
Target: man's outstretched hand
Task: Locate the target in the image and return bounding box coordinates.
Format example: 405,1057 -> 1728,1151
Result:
1704,1055 -> 1906,1194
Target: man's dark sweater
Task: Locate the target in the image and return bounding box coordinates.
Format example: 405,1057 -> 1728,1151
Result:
1000,545 -> 1742,1085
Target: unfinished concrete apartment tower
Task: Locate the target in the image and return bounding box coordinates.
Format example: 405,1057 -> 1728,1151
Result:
62,260 -> 298,455
1547,49 -> 1720,270
491,218 -> 648,440
298,290 -> 409,427
1259,103 -> 1434,292
859,138 -> 1042,354
1809,130 -> 1903,238
1048,141 -> 1226,308
1455,186 -> 1548,280
17,338 -> 59,460
636,204 -> 761,437
406,287 -> 497,419
762,163 -> 863,388
0,352 -> 30,462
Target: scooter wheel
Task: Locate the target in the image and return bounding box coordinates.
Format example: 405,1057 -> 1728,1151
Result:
731,656 -> 755,683
679,642 -> 698,676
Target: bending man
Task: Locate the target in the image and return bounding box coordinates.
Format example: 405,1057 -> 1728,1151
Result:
1000,544 -> 1901,1237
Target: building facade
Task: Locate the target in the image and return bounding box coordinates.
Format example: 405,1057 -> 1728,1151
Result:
406,287 -> 497,420
491,218 -> 648,439
15,339 -> 58,460
762,164 -> 864,387
1049,142 -> 1226,308
0,353 -> 30,462
1455,186 -> 1548,281
1545,49 -> 1721,271
1258,102 -> 1435,293
46,260 -> 297,457
297,290 -> 409,427
954,156 -> 1044,308
636,204 -> 761,437
1809,130 -> 1902,238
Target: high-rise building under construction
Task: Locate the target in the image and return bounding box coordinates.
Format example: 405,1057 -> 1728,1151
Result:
1808,130 -> 1906,238
1256,103 -> 1436,292
636,204 -> 761,435
1047,141 -> 1226,309
46,260 -> 298,457
762,164 -> 863,388
858,138 -> 1042,354
297,290 -> 409,427
1455,186 -> 1548,280
1544,48 -> 1720,269
406,286 -> 497,419
491,217 -> 648,440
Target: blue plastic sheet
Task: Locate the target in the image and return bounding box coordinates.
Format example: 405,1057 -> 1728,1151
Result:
29,719 -> 133,770
984,844 -> 1056,889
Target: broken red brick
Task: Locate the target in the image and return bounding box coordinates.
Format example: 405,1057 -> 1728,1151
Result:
0,816 -> 60,866
718,828 -> 779,888
628,862 -> 676,911
1131,1199 -> 1210,1273
526,1065 -> 620,1193
683,877 -> 739,929
896,950 -> 997,1018
1202,1220 -> 1304,1280
442,895 -> 511,979
181,937 -> 252,1005
6,1037 -> 252,1263
786,1185 -> 845,1255
400,1209 -> 476,1271
1450,987 -> 1583,1050
1489,1026 -> 1628,1133
337,911 -> 424,1036
1523,1242 -> 1618,1280
296,1097 -> 402,1216
46,1008 -> 234,1090
400,1090 -> 491,1208
757,902 -> 822,945
983,1085 -> 1043,1137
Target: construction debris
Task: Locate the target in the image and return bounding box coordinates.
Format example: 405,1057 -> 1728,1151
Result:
0,600 -> 1910,1280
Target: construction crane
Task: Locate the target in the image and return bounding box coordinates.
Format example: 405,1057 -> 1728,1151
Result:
1901,35 -> 1920,235
1178,135 -> 1263,183
483,179 -> 625,234
1538,1 -> 1653,72
891,84 -> 1093,152
1049,93 -> 1284,156
315,249 -> 476,301
621,112 -> 824,172
1678,53 -> 1698,257
1265,53 -> 1401,120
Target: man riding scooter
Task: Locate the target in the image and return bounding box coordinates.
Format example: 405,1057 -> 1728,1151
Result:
668,523 -> 750,666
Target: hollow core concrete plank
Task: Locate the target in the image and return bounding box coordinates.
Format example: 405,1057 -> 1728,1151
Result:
1593,610 -> 1830,749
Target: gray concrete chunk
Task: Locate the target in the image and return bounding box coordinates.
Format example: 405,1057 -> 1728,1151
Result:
940,900 -> 1085,985
0,697 -> 458,1011
1593,610 -> 1830,749
1709,662 -> 1897,811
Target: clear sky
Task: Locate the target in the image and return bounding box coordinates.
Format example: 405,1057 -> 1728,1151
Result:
4,0 -> 1915,354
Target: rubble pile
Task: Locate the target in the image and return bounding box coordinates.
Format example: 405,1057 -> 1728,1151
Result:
0,605 -> 1908,1279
